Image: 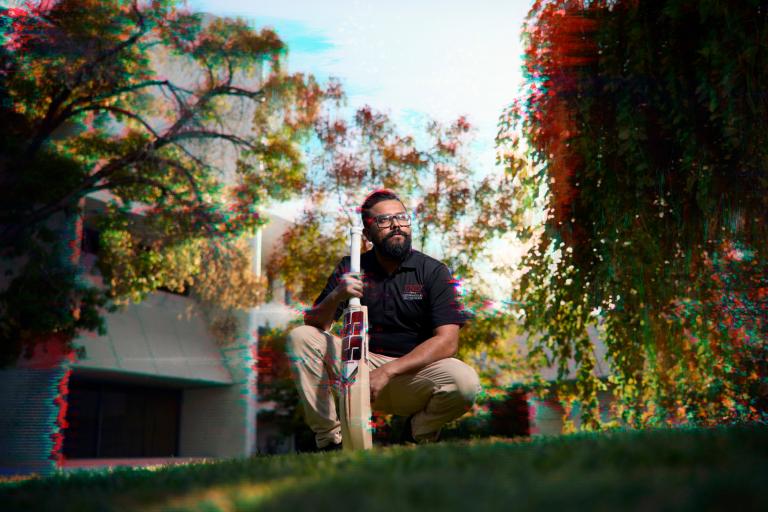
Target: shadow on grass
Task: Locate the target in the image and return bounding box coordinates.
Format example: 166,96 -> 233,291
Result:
1,424 -> 767,511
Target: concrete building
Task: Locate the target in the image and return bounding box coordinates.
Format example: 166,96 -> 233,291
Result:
64,200 -> 298,470
0,194 -> 298,476
0,15 -> 310,474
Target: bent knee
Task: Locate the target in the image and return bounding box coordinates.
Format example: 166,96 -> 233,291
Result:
445,359 -> 481,407
286,324 -> 324,355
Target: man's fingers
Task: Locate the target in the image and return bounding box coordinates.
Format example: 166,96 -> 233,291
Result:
343,275 -> 362,286
336,273 -> 365,300
346,282 -> 362,297
345,276 -> 364,298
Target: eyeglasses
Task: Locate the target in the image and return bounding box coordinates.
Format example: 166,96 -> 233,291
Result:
372,212 -> 411,228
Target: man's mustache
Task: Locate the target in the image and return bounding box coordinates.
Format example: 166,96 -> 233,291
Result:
386,230 -> 409,240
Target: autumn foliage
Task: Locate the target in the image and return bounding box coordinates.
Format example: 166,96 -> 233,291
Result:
0,0 -> 339,364
505,0 -> 768,427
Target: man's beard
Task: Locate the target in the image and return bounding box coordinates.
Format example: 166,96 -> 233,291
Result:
374,230 -> 412,261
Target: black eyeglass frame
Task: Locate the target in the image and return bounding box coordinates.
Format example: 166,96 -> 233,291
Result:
371,212 -> 411,228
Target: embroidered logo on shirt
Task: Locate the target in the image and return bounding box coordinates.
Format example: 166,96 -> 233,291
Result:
402,283 -> 424,300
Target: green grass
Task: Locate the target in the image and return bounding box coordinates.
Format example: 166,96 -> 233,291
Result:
1,424 -> 767,511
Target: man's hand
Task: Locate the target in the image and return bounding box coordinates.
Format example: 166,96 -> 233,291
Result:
304,273 -> 362,331
369,365 -> 393,404
372,324 -> 460,381
333,272 -> 364,301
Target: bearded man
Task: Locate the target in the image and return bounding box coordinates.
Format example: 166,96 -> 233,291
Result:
287,189 -> 480,451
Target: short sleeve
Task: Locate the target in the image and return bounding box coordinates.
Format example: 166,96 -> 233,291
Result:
428,264 -> 470,329
311,256 -> 350,322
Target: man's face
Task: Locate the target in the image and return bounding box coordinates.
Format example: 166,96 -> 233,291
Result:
364,199 -> 412,261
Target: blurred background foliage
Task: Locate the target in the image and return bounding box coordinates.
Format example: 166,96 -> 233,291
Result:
503,0 -> 768,428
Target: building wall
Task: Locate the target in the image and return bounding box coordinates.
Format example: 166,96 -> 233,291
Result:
73,292 -> 232,385
529,389 -> 616,436
176,301 -> 254,457
68,209 -> 300,461
179,367 -> 251,458
529,398 -> 566,436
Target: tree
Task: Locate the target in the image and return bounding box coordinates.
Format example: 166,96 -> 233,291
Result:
266,103 -> 525,362
0,0 -> 341,365
504,0 -> 768,428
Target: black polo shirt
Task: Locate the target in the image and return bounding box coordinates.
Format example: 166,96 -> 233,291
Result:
312,249 -> 470,357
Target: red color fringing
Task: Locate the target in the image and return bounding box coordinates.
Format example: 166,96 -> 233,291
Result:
525,1 -> 601,246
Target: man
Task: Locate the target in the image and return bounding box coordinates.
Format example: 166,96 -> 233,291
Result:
287,189 -> 480,450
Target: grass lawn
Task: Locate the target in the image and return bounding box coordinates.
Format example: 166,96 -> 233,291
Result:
1,424 -> 766,511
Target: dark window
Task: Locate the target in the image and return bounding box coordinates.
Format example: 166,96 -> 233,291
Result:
81,227 -> 100,255
63,378 -> 181,458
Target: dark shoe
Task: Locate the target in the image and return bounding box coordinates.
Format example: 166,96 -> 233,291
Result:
317,441 -> 343,453
399,415 -> 440,445
399,415 -> 417,444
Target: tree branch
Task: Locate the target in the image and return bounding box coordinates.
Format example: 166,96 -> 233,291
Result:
70,105 -> 160,138
5,38 -> 268,247
162,130 -> 259,151
70,1 -> 148,88
84,80 -> 194,106
209,85 -> 265,100
87,176 -> 184,203
25,1 -> 150,158
142,155 -> 205,202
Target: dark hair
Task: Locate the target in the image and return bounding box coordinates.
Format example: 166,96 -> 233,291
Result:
360,189 -> 403,225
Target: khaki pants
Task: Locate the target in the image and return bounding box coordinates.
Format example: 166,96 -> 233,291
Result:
286,325 -> 481,448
